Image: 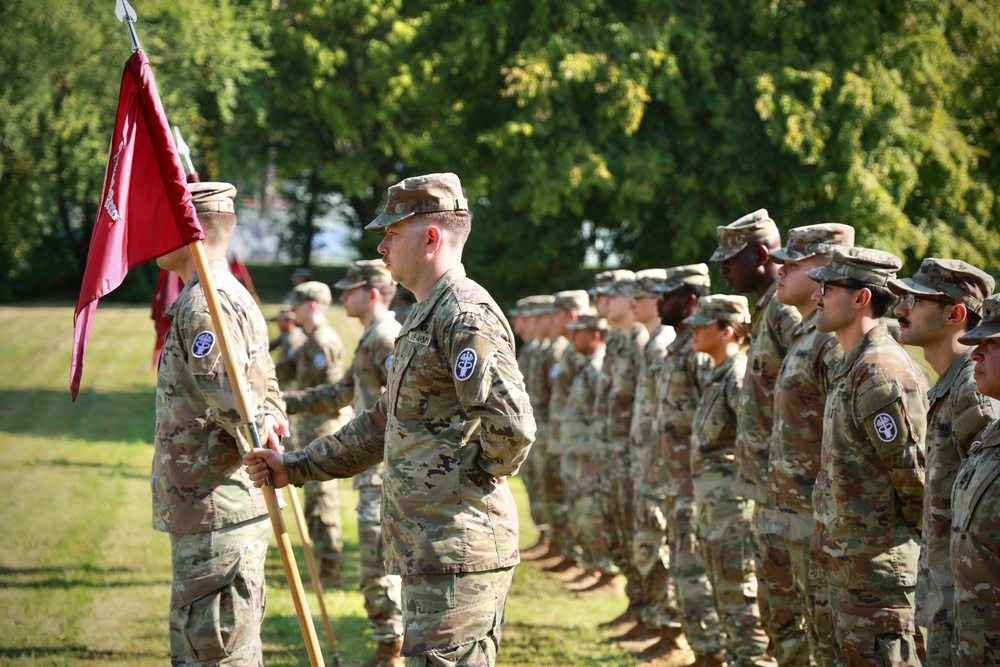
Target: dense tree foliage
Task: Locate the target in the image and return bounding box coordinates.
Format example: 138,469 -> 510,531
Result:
1,0 -> 997,305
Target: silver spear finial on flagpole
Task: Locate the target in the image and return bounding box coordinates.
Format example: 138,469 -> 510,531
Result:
114,0 -> 142,51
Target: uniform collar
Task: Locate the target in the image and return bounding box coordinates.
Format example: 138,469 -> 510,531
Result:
927,350 -> 973,403
398,264 -> 466,335
832,322 -> 888,380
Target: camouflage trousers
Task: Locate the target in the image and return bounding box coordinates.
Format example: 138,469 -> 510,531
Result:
571,451 -> 618,574
754,518 -> 810,666
540,449 -> 573,557
954,592 -> 1000,665
304,478 -> 343,567
558,451 -> 584,562
693,484 -> 772,666
827,586 -> 920,666
168,516 -> 270,667
520,428 -> 548,534
807,534 -> 841,667
632,490 -> 679,630
400,567 -> 514,666
357,485 -> 403,642
785,536 -> 835,667
600,446 -> 639,596
666,494 -> 724,656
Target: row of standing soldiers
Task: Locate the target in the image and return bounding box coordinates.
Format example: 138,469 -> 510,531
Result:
512,209 -> 1000,667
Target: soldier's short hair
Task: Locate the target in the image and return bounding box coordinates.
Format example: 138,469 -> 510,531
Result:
868,284 -> 897,318
424,209 -> 472,245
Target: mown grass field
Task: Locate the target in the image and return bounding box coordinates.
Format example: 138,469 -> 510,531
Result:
0,303 -> 637,666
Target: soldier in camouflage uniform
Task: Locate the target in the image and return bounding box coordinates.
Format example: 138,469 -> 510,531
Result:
245,173 -> 535,666
517,295 -> 557,561
767,224 -> 854,667
621,269 -> 681,649
282,259 -> 406,666
543,290 -> 591,576
952,295 -> 1000,665
272,308 -> 307,385
711,209 -> 804,663
688,295 -> 774,667
154,182 -> 288,666
288,280 -> 352,588
572,270 -> 626,597
807,248 -> 928,665
598,270 -> 650,618
889,259 -> 996,666
560,312 -> 618,591
647,265 -> 725,665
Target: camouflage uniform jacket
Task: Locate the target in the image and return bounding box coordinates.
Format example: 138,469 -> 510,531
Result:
762,310 -> 843,544
533,335 -> 569,432
294,322 -> 348,446
548,337 -> 578,445
561,347 -> 606,457
606,323 -> 649,476
593,329 -> 622,450
630,324 -> 675,481
692,351 -> 747,482
274,326 -> 307,387
916,351 -> 995,626
813,323 -> 928,591
646,328 -> 712,499
283,311 -> 402,489
152,260 -> 286,534
951,421 -> 1000,635
283,265 -> 536,575
736,281 -> 801,502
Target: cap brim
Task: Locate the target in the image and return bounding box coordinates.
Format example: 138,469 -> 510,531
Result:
770,248 -> 815,265
958,324 -> 1000,345
683,313 -> 716,327
333,278 -> 365,290
365,211 -> 416,231
805,265 -> 843,282
709,243 -> 746,262
886,277 -> 945,297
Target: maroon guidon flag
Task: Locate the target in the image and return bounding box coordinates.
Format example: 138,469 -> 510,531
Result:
150,269 -> 185,368
71,50 -> 204,400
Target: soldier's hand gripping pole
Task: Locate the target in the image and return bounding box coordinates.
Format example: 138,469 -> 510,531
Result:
189,240 -> 326,667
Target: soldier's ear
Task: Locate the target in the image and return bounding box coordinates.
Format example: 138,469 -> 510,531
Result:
854,287 -> 873,309
424,223 -> 443,254
947,302 -> 968,327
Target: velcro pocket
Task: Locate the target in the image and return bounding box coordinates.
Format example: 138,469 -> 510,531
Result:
857,373 -> 912,458
952,393 -> 995,457
401,594 -> 497,656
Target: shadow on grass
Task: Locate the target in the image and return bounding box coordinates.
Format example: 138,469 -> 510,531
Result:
27,457 -> 150,481
0,388 -> 155,444
0,565 -> 170,590
0,646 -> 163,661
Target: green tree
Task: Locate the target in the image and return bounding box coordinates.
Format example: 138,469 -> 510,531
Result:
0,0 -> 270,300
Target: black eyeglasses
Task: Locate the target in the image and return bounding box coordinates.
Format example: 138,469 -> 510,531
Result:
900,292 -> 955,309
819,280 -> 862,296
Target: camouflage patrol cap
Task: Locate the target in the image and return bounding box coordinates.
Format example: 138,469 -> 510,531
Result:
366,172 -> 468,231
630,269 -> 669,297
888,258 -> 995,315
519,294 -> 557,315
553,290 -> 590,312
683,294 -> 752,327
333,258 -> 395,290
566,309 -> 610,332
594,270 -> 616,294
270,308 -> 296,322
710,209 -> 779,262
959,295 -> 1000,344
289,280 -> 333,305
597,270 -> 637,296
805,247 -> 902,286
188,182 -> 237,214
654,264 -> 712,294
770,223 -> 855,264
508,296 -> 533,317
291,267 -> 313,282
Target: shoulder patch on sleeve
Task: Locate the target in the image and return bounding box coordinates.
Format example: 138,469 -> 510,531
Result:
313,353 -> 327,369
454,348 -> 478,380
953,393 -> 996,453
191,331 -> 216,358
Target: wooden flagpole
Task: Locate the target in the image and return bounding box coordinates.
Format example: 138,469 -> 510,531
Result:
112,1 -> 325,664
